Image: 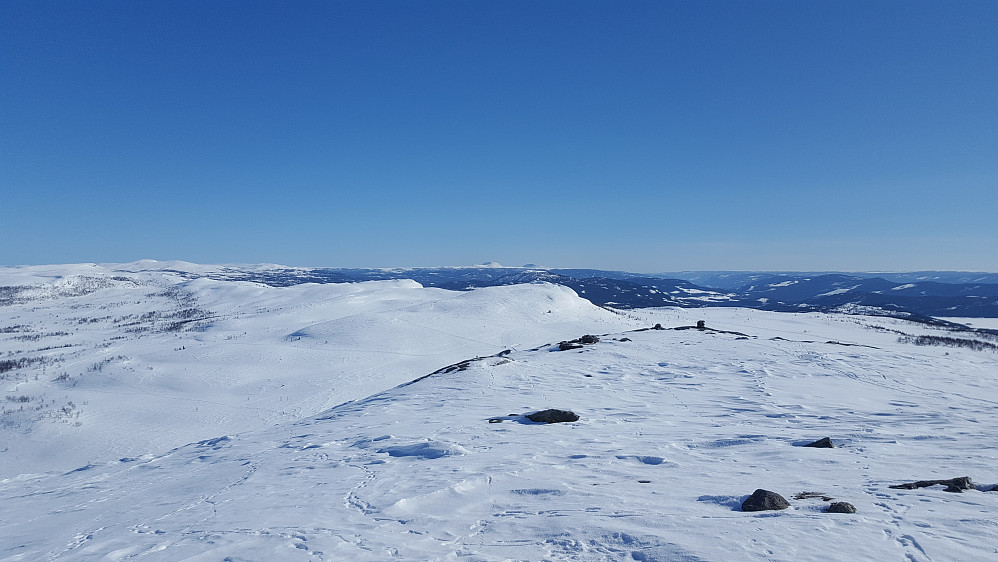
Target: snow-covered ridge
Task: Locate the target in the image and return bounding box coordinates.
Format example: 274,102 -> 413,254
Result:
10,261 -> 995,319
2,305 -> 996,560
0,264 -> 637,478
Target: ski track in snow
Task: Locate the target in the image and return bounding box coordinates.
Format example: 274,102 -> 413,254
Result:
2,265 -> 998,560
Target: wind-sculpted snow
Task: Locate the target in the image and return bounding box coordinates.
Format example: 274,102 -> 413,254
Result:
2,304 -> 997,560
0,264 -> 634,477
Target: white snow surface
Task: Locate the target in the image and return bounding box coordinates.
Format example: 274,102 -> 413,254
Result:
2,263 -> 998,561
816,285 -> 860,297
0,263 -> 632,478
938,317 -> 998,331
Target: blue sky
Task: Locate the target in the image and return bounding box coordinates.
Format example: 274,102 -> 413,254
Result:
3,0 -> 996,272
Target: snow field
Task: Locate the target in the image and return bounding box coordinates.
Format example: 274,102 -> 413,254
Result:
3,307 -> 997,560
1,267 -> 638,477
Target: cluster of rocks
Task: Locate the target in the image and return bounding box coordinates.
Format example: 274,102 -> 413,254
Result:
557,334 -> 599,351
741,489 -> 855,514
739,438 -> 842,512
741,437 -> 990,514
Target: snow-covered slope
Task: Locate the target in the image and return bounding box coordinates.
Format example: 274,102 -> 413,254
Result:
3,300 -> 997,560
1,264 -> 636,477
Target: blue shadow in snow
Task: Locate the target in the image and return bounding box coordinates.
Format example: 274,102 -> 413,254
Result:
696,494 -> 749,511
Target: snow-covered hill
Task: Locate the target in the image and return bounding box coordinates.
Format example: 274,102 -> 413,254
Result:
147,262 -> 998,318
2,264 -> 998,560
0,263 -> 636,477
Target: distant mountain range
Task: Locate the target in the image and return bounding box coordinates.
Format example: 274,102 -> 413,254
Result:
169,265 -> 998,320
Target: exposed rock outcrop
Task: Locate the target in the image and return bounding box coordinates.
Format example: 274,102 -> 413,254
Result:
526,409 -> 580,424
889,476 -> 973,493
826,502 -> 856,513
556,335 -> 599,351
741,489 -> 790,511
803,437 -> 834,448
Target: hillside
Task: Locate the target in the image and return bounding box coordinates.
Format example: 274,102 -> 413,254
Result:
102,262 -> 998,319
2,266 -> 997,560
0,264 -> 637,477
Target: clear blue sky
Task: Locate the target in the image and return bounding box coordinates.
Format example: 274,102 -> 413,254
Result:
3,0 -> 996,272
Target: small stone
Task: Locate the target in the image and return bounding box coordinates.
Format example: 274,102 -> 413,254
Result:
826,502 -> 856,513
741,489 -> 790,512
526,409 -> 580,424
803,437 -> 835,448
488,418 -> 503,423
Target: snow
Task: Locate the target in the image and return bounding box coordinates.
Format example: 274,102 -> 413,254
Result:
892,283 -> 917,291
674,287 -> 736,303
817,284 -> 860,297
0,265 -> 634,478
677,287 -> 715,294
936,317 -> 998,331
3,263 -> 998,561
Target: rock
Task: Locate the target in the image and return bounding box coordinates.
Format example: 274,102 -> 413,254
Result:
889,476 -> 974,493
619,337 -> 632,342
653,323 -> 664,330
557,335 -> 599,350
741,489 -> 790,511
944,476 -> 974,492
826,502 -> 856,513
696,320 -> 706,329
526,409 -> 580,424
803,437 -> 835,448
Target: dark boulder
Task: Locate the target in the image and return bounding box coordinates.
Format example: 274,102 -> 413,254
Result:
826,502 -> 856,513
558,341 -> 583,351
580,334 -> 600,344
803,437 -> 835,448
526,409 -> 580,424
741,489 -> 790,512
